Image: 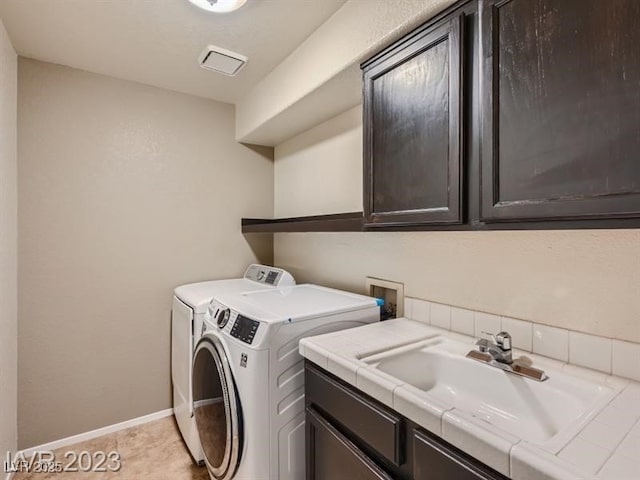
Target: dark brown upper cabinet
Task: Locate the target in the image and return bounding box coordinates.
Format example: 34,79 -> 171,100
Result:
244,0 -> 640,234
363,12 -> 464,227
480,0 -> 640,222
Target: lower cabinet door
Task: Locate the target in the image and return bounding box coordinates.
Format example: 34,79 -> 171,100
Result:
306,408 -> 393,480
413,428 -> 507,480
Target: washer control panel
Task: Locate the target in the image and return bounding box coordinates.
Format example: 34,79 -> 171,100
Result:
230,315 -> 260,344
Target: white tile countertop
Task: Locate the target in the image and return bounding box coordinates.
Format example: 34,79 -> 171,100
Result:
299,319 -> 640,480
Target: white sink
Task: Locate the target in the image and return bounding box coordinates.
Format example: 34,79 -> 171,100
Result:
361,336 -> 617,451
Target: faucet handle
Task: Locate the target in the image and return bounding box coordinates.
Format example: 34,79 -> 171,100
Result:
475,337 -> 490,353
481,331 -> 498,344
496,331 -> 512,350
481,331 -> 512,351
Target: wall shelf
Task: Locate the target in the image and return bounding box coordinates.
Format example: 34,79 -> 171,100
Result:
242,213 -> 640,234
242,212 -> 364,233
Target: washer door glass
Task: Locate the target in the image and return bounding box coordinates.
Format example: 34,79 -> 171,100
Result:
192,335 -> 241,480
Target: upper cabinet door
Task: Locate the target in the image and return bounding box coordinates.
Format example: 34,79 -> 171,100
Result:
480,0 -> 640,222
363,14 -> 464,227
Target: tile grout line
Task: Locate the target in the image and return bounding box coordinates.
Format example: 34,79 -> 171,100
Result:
610,340 -> 614,376
594,426 -> 635,477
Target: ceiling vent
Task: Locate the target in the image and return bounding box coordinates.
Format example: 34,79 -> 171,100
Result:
198,45 -> 247,76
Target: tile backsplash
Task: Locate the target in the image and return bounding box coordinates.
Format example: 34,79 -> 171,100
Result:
404,297 -> 640,382
533,324 -> 569,363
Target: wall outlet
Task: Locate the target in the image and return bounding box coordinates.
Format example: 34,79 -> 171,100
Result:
366,277 -> 404,320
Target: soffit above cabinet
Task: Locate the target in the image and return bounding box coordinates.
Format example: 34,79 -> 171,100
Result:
235,0 -> 458,146
0,0 -> 345,104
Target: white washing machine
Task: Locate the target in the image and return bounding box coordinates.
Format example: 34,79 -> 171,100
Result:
192,284 -> 381,480
171,264 -> 295,464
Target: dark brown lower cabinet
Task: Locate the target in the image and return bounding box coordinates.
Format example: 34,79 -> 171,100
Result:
305,361 -> 508,480
306,408 -> 393,480
413,428 -> 506,480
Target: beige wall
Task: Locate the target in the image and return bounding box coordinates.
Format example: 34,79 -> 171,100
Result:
273,111 -> 640,344
0,17 -> 18,462
18,58 -> 273,448
274,106 -> 362,217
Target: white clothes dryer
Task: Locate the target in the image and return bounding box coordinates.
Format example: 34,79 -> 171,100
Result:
192,284 -> 381,480
171,265 -> 295,464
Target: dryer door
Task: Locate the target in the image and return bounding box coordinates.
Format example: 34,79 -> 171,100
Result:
192,334 -> 242,480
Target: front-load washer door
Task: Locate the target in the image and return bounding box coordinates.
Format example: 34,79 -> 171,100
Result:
192,334 -> 242,480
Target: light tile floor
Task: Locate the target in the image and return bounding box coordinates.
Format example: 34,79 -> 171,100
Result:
12,417 -> 209,480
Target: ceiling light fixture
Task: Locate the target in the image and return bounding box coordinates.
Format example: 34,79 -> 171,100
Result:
187,0 -> 247,13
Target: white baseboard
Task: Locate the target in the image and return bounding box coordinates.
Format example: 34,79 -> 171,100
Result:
18,408 -> 173,459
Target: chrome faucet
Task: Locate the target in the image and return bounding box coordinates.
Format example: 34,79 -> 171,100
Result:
476,331 -> 513,364
467,330 -> 547,381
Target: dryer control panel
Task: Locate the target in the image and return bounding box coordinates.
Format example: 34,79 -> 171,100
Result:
230,315 -> 260,344
243,264 -> 295,287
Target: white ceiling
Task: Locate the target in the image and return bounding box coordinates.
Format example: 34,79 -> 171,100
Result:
0,0 -> 346,104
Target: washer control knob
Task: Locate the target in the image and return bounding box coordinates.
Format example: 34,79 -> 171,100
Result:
217,309 -> 230,329
257,270 -> 266,281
